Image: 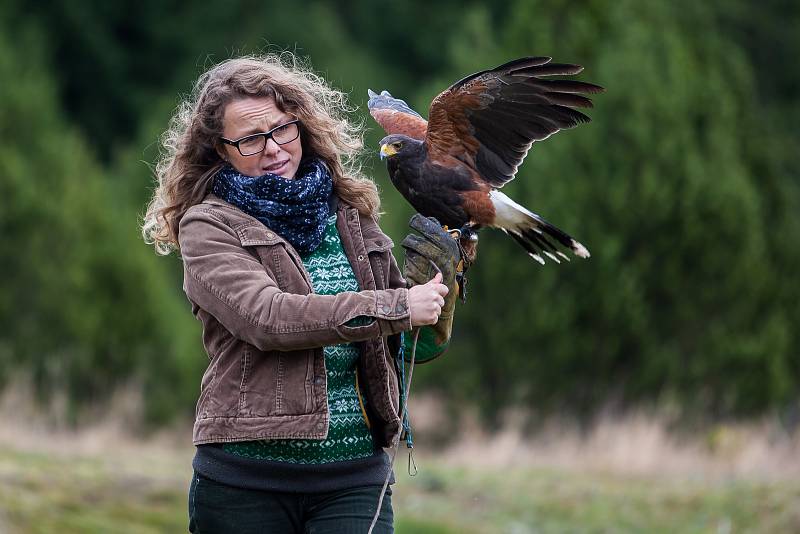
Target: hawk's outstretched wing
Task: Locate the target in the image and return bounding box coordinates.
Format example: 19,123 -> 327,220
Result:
425,57 -> 604,188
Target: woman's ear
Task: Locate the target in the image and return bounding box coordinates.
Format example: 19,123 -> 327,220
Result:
215,142 -> 228,162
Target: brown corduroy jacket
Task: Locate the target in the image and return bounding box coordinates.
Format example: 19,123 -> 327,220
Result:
178,194 -> 411,447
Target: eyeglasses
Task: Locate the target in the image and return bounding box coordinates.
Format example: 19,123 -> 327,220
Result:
220,119 -> 301,157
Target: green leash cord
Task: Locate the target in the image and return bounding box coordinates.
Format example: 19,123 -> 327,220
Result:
367,327 -> 420,534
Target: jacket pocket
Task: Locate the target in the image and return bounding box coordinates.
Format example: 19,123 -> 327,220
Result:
364,235 -> 394,290
238,347 -> 279,416
237,346 -> 252,414
237,223 -> 311,295
240,347 -> 316,416
275,350 -> 315,415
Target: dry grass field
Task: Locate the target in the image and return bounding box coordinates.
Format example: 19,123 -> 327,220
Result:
2,397 -> 799,533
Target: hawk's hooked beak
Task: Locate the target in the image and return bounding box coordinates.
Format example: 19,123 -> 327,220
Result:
379,143 -> 397,160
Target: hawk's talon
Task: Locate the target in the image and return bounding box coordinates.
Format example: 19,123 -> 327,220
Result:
456,271 -> 468,303
458,224 -> 479,242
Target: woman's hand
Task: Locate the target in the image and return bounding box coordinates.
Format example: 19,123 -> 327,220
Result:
408,272 -> 449,326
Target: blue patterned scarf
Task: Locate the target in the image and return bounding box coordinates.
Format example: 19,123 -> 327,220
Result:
212,158 -> 333,254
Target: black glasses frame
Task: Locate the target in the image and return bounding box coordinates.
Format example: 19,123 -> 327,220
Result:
220,119 -> 301,157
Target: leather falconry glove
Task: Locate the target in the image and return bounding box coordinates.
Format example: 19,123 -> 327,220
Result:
402,214 -> 465,350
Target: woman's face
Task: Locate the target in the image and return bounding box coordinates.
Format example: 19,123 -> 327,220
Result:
219,96 -> 303,179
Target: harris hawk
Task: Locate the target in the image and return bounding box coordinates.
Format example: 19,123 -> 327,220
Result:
369,56 -> 603,265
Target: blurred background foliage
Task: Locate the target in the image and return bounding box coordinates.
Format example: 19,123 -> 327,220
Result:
0,0 -> 797,428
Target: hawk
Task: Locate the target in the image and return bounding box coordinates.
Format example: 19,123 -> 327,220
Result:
369,56 -> 603,264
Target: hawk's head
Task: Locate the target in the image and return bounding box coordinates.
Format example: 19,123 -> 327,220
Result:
379,134 -> 422,160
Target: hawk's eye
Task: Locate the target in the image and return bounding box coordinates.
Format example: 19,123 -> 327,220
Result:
392,142 -> 402,150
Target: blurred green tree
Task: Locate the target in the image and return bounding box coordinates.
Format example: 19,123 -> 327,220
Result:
0,9 -> 203,424
1,0 -> 797,427
414,0 -> 799,422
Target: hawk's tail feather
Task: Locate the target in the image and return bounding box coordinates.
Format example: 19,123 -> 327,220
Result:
490,190 -> 590,264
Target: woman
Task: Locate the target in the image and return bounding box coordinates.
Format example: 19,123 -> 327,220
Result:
142,54 -> 461,533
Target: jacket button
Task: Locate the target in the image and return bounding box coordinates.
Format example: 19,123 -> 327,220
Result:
382,305 -> 391,313
358,254 -> 365,261
313,376 -> 323,385
316,422 -> 325,430
266,232 -> 274,239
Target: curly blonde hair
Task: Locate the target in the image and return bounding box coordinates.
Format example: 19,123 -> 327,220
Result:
142,53 -> 380,255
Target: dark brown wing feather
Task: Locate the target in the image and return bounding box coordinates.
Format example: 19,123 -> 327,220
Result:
367,89 -> 428,140
425,57 -> 604,188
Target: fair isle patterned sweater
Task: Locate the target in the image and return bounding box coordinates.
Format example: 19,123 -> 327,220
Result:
222,214 -> 375,463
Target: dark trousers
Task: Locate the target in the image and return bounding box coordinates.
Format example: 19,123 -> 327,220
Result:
188,472 -> 394,533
